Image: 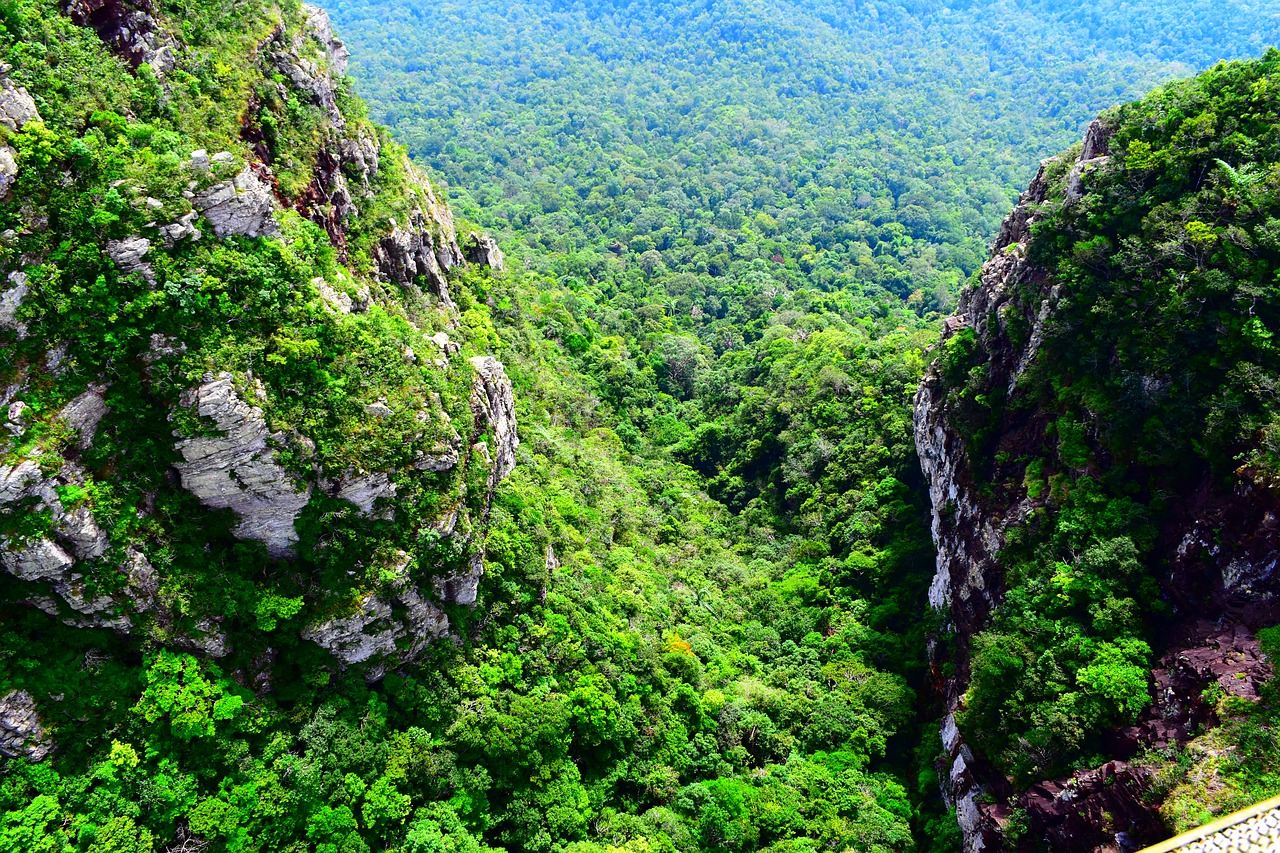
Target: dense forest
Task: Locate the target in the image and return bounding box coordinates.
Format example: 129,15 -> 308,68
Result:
326,0 -> 1280,321
0,0 -> 1278,851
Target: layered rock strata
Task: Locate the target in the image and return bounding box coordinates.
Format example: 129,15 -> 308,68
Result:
174,374 -> 311,559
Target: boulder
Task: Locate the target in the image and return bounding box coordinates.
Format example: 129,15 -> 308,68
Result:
107,236 -> 155,284
463,232 -> 505,272
155,210 -> 200,245
194,166 -> 280,239
0,538 -> 75,582
0,271 -> 29,338
59,384 -> 110,450
0,71 -> 40,132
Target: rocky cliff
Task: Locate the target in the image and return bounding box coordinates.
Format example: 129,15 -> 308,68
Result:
917,62 -> 1280,851
0,0 -> 514,701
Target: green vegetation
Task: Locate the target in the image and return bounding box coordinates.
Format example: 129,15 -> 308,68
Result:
945,51 -> 1280,788
326,0 -> 1280,333
3,0 -> 1280,850
0,0 -> 940,850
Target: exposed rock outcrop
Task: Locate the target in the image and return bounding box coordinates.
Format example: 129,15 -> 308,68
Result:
0,71 -> 38,132
0,454 -> 136,630
469,356 -> 519,493
107,236 -> 155,285
915,116 -> 1280,852
301,552 -> 449,680
0,690 -> 52,761
420,357 -> 520,607
194,166 -> 280,239
65,0 -> 176,73
59,384 -> 110,449
174,373 -> 311,558
464,232 -> 505,272
0,272 -> 26,338
912,123 -> 1118,853
267,5 -> 349,126
321,470 -> 396,518
0,71 -> 39,197
373,168 -> 465,311
0,0 -> 523,683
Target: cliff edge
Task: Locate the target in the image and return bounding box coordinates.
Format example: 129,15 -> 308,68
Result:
917,53 -> 1280,852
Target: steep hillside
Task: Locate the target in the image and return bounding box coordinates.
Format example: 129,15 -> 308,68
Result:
0,2 -> 944,851
0,0 -> 513,678
917,51 -> 1280,851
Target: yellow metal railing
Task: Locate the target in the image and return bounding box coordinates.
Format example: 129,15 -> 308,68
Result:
1138,793 -> 1280,853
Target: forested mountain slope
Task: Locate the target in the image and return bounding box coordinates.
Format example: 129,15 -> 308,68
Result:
918,52 -> 1280,850
325,0 -> 1280,323
2,1 -> 1280,852
0,1 -> 943,852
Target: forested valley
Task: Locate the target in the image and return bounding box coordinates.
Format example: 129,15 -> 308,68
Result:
0,0 -> 1278,851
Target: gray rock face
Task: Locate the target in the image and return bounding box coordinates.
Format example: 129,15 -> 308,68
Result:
0,532 -> 131,631
0,271 -> 29,338
434,551 -> 484,608
1065,119 -> 1114,204
373,169 -> 465,310
302,593 -> 398,664
304,5 -> 349,78
174,373 -> 311,558
58,505 -> 109,560
4,400 -> 27,436
0,460 -> 40,503
469,356 -> 519,488
0,147 -> 16,197
107,236 -> 155,285
915,148 -> 1063,622
423,358 -> 520,607
301,552 -> 449,679
426,332 -> 461,368
66,0 -> 176,73
0,690 -> 51,761
0,538 -> 75,582
194,167 -> 280,239
0,452 -> 132,629
321,470 -> 396,517
914,137 -> 1096,853
155,210 -> 200,245
314,277 -> 369,314
463,232 -> 505,272
0,71 -> 40,132
340,127 -> 380,193
268,6 -> 348,126
59,384 -> 110,450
